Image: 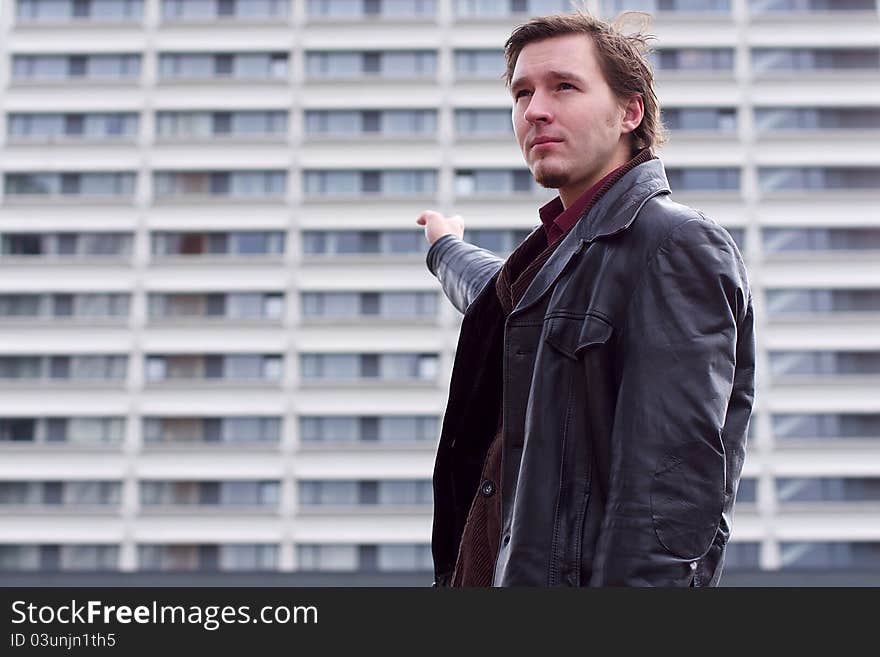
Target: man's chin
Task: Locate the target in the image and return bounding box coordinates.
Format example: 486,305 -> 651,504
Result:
534,171 -> 568,190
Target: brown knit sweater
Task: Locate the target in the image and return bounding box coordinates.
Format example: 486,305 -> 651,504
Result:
449,150 -> 654,587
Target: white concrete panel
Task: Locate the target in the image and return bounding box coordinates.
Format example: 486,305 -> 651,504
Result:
138,389 -> 287,414
135,454 -> 284,478
289,514 -> 431,543
291,388 -> 447,415
0,390 -> 132,415
0,452 -> 126,478
774,511 -> 880,540
299,142 -> 442,167
292,451 -> 434,479
0,327 -> 133,352
0,517 -> 125,542
762,323 -> 880,349
140,327 -> 289,352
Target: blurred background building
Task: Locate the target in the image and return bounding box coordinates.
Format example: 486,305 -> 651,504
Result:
0,0 -> 878,585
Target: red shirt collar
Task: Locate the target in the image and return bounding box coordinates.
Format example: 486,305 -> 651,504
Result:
538,150 -> 650,245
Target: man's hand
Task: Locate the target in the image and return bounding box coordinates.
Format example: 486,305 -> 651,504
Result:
416,210 -> 464,246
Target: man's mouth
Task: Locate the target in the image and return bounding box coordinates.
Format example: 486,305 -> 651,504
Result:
530,137 -> 563,151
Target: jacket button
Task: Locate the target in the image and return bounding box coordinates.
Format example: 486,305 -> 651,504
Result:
480,480 -> 495,497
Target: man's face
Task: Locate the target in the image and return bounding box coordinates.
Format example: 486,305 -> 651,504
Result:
510,33 -> 635,205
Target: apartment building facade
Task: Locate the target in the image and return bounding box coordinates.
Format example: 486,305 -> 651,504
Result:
0,0 -> 879,582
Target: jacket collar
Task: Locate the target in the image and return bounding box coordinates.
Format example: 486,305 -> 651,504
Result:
510,158 -> 671,319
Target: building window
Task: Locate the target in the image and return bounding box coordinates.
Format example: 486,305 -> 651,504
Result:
753,48 -> 880,73
145,354 -> 283,381
0,418 -> 36,442
762,228 -> 880,253
0,481 -> 120,506
723,227 -> 745,252
293,543 -> 434,571
1,233 -> 133,259
305,50 -> 437,78
780,542 -> 880,569
772,413 -> 880,441
299,415 -> 439,443
722,542 -> 760,570
8,113 -> 139,140
455,169 -> 539,196
765,289 -> 880,315
158,52 -> 288,80
665,167 -> 741,191
303,170 -> 437,197
161,0 -> 289,20
301,291 -> 437,319
652,49 -> 735,71
155,111 -> 287,138
0,417 -> 124,444
376,544 -> 433,571
308,0 -> 437,18
662,107 -> 737,132
17,0 -> 144,21
4,173 -> 135,198
298,480 -> 432,506
140,481 -> 280,506
301,230 -> 425,256
464,229 -> 533,255
777,477 -> 880,503
299,353 -> 438,381
454,0 -> 572,17
151,231 -> 285,257
154,171 -> 286,198
454,109 -> 513,137
12,54 -> 141,81
0,356 -> 127,382
749,0 -> 876,12
138,544 -> 278,571
768,351 -> 880,377
0,544 -> 119,571
758,167 -> 880,192
754,107 -> 880,132
143,417 -> 281,444
297,544 -> 359,570
454,49 -> 505,77
148,293 -> 283,320
0,294 -> 129,319
304,110 -> 437,137
602,0 -> 731,11
736,478 -> 758,504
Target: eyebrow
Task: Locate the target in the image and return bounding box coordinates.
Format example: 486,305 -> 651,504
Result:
509,69 -> 587,92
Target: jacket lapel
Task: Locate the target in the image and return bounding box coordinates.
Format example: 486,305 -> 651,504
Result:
510,159 -> 671,319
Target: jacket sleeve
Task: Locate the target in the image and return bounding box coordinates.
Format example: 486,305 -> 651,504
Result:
589,218 -> 753,586
426,234 -> 505,315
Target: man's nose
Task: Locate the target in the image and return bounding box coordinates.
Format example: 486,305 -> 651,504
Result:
523,90 -> 552,124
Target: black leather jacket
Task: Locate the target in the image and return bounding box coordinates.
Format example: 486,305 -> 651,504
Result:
427,159 -> 755,586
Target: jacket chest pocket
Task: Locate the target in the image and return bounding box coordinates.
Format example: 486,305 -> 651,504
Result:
543,313 -> 614,360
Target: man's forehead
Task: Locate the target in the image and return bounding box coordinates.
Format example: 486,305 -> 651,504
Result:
510,35 -> 596,85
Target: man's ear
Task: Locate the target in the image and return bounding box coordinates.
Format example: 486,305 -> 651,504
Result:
620,94 -> 645,135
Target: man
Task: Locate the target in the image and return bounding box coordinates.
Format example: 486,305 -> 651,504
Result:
417,12 -> 754,587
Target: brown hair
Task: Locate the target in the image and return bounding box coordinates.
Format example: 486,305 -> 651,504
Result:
503,10 -> 667,152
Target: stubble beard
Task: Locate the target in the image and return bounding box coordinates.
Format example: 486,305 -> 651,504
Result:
531,159 -> 569,190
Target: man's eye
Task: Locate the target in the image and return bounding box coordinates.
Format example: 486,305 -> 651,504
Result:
558,83 -> 574,90
515,90 -> 532,99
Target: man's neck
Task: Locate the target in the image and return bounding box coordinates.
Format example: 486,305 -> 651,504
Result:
559,148 -> 635,209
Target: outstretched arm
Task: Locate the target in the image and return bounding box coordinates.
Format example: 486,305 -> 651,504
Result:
417,210 -> 505,314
